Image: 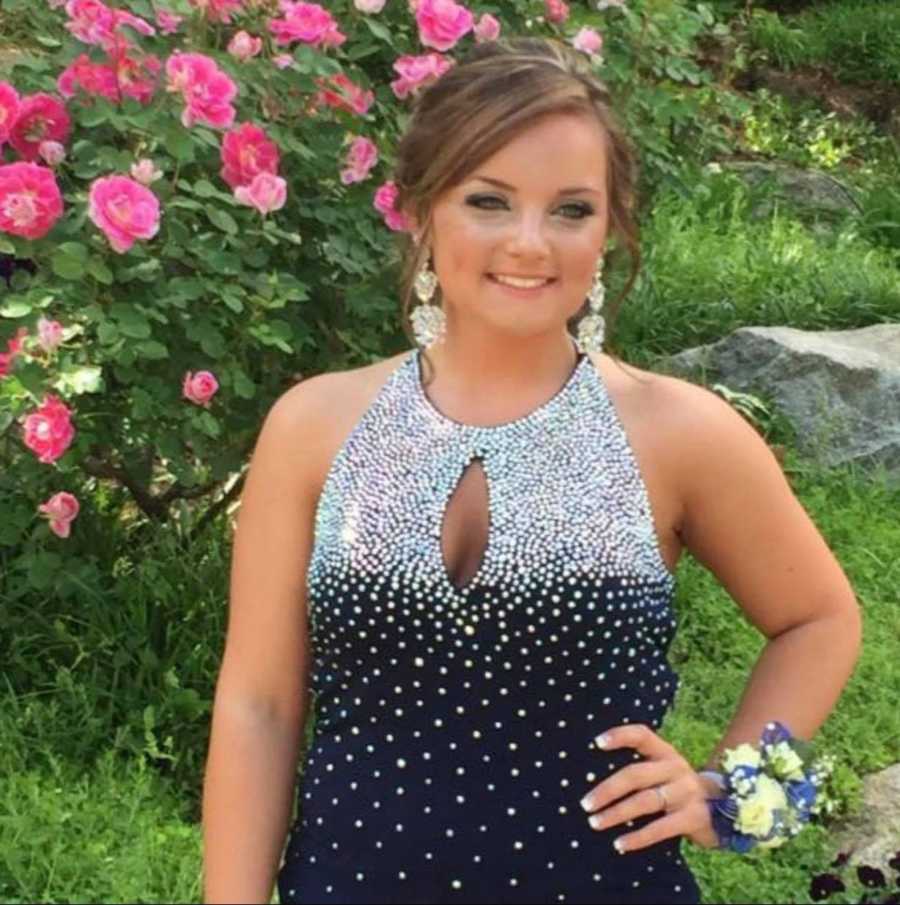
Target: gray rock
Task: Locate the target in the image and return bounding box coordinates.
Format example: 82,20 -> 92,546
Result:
660,324 -> 900,481
832,763 -> 900,874
720,160 -> 862,218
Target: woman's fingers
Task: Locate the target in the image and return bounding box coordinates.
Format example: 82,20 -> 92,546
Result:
579,759 -> 675,815
613,800 -> 719,853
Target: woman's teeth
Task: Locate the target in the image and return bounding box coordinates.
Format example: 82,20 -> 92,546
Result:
490,274 -> 553,288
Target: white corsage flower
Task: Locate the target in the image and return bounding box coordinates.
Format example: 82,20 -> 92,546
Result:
722,742 -> 762,773
734,774 -> 787,838
766,741 -> 805,781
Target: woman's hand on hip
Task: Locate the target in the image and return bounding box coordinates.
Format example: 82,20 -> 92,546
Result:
578,723 -> 721,853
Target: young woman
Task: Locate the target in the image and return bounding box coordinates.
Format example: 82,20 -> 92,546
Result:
202,37 -> 861,904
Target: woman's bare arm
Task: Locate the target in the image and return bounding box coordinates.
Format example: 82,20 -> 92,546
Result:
666,377 -> 863,765
202,377 -> 332,904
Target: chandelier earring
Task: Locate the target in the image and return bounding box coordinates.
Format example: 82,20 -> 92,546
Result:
410,250 -> 446,348
575,259 -> 606,355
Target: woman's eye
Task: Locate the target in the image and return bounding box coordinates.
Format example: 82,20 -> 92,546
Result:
464,196 -> 594,219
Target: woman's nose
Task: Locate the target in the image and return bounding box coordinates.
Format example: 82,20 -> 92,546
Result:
505,213 -> 551,258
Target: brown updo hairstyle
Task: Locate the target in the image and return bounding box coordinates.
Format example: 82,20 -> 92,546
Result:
391,35 -> 642,384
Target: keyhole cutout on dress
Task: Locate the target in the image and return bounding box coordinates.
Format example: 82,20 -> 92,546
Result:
440,457 -> 490,592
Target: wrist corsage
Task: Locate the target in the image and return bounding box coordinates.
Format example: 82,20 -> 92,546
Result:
704,720 -> 836,854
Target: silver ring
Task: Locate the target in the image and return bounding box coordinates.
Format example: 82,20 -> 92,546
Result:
654,785 -> 669,812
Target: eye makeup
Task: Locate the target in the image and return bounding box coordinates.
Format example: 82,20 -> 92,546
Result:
463,194 -> 595,220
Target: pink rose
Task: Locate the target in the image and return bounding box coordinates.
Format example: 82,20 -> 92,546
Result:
23,394 -> 76,464
234,172 -> 287,215
38,140 -> 66,166
189,0 -> 244,24
88,175 -> 160,253
0,82 -> 21,148
112,8 -> 156,39
8,94 -> 71,162
38,491 -> 80,538
228,30 -> 263,61
269,2 -> 346,48
354,0 -> 386,11
314,73 -> 374,116
57,54 -> 120,103
572,26 -> 603,57
415,0 -> 473,52
64,0 -> 117,47
165,52 -> 238,130
37,317 -> 65,353
474,13 -> 500,42
390,52 -> 453,99
373,180 -> 410,231
0,162 -> 65,240
544,0 -> 569,23
272,54 -> 294,69
183,370 -> 219,407
155,8 -> 184,34
114,50 -> 162,106
340,135 -> 378,185
220,122 -> 280,190
130,157 -> 163,185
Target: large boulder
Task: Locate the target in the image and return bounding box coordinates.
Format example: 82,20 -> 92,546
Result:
831,763 -> 900,875
719,160 -> 862,218
660,324 -> 900,482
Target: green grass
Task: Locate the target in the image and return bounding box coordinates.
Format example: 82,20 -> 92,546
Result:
0,746 -> 202,904
610,174 -> 900,367
749,1 -> 900,85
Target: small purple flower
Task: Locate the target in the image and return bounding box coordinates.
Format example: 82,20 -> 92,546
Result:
809,873 -> 846,901
857,865 -> 886,889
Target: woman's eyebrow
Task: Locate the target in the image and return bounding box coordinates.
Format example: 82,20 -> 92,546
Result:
471,175 -> 602,196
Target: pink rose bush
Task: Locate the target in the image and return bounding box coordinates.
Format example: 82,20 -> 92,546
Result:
0,162 -> 64,240
155,8 -> 184,35
340,136 -> 378,184
269,2 -> 346,49
188,0 -> 244,25
39,490 -> 80,538
37,317 -> 65,353
0,328 -> 29,378
0,0 -> 629,549
183,370 -> 220,407
220,122 -> 281,190
234,172 -> 287,215
0,82 -> 20,149
572,27 -> 604,58
87,175 -> 160,253
165,52 -> 238,129
130,158 -> 163,185
228,31 -> 264,62
373,180 -> 410,231
7,94 -> 71,162
474,14 -> 500,43
390,53 -> 454,99
23,394 -> 76,464
315,72 -> 374,115
415,0 -> 473,52
544,0 -> 570,24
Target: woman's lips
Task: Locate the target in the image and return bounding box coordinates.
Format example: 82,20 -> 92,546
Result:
487,274 -> 556,295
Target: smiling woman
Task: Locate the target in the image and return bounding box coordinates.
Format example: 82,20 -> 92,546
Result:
205,34 -> 862,905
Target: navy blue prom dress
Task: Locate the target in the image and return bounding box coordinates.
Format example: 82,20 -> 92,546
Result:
277,348 -> 702,904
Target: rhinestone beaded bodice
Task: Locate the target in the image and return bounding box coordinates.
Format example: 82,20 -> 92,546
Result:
278,349 -> 701,905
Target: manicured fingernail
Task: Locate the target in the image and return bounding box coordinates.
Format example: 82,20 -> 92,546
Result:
594,733 -> 610,749
613,837 -> 626,854
580,796 -> 593,813
589,813 -> 604,830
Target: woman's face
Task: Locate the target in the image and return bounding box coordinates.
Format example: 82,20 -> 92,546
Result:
423,111 -> 610,343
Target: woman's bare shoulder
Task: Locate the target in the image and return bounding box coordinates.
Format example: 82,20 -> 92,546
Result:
270,350 -> 412,484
